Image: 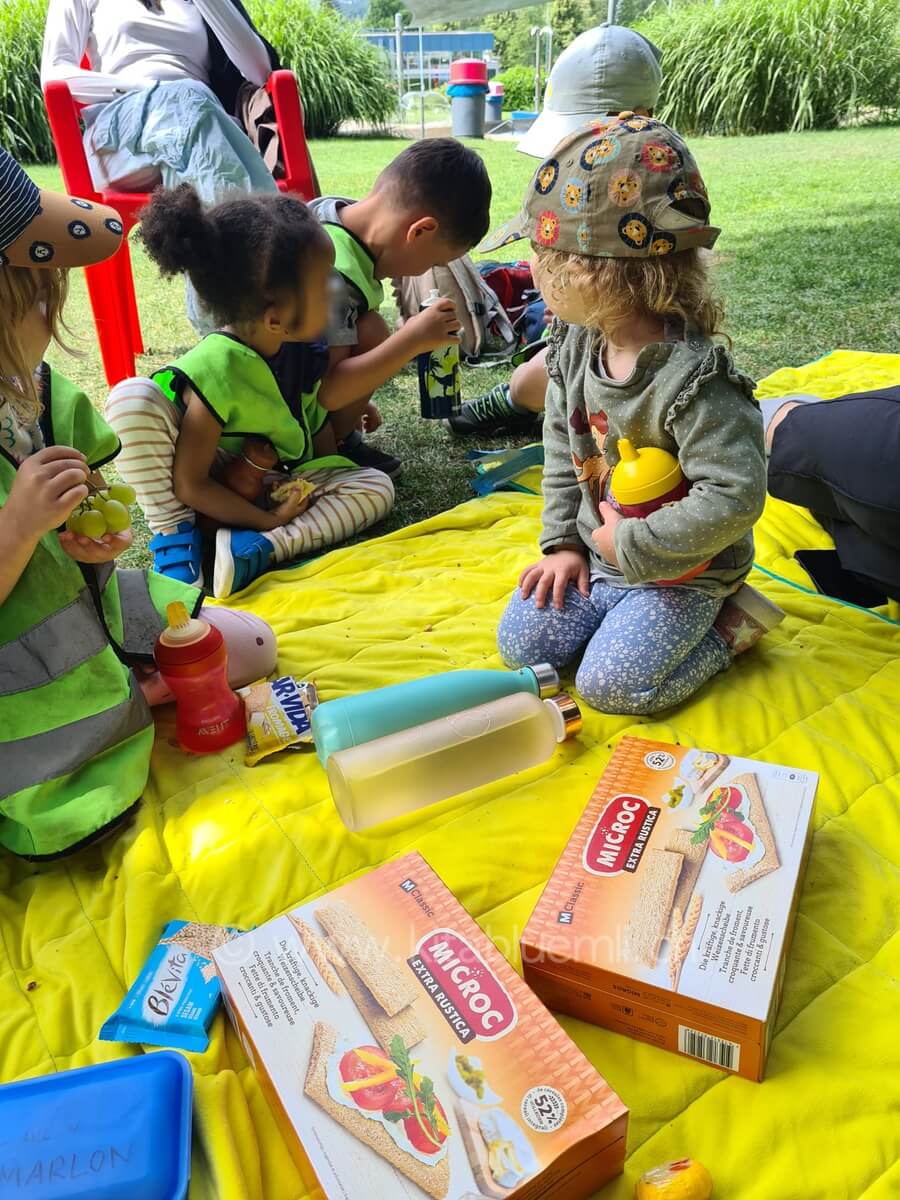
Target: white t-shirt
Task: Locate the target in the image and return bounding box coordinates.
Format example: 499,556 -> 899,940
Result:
41,0 -> 271,106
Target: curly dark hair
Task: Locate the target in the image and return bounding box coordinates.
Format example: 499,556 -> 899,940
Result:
139,184 -> 332,328
374,138 -> 492,249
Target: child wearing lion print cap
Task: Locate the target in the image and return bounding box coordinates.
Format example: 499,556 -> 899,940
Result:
488,114 -> 784,716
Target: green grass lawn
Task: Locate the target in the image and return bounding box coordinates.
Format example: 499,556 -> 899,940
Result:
32,125 -> 900,569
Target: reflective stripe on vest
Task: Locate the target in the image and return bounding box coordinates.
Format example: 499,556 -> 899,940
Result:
117,569 -> 167,658
0,673 -> 151,801
0,589 -> 109,696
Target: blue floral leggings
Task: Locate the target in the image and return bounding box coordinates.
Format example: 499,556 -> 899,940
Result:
497,581 -> 731,715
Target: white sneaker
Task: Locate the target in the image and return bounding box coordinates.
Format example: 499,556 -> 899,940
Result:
715,584 -> 785,655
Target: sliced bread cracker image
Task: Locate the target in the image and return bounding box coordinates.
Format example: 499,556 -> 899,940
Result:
315,900 -> 419,1017
691,751 -> 729,792
287,914 -> 344,997
725,773 -> 781,892
304,1021 -> 450,1200
330,948 -> 424,1052
624,849 -> 683,968
664,828 -> 708,926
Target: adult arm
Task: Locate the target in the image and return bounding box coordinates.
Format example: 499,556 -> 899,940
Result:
41,0 -> 140,104
194,0 -> 271,86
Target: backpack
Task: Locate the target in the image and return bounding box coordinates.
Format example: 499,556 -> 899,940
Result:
476,260 -> 538,326
392,255 -> 518,363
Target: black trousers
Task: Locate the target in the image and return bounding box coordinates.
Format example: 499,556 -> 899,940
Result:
767,385 -> 900,601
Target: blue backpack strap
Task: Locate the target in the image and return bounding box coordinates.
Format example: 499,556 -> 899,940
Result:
468,443 -> 544,496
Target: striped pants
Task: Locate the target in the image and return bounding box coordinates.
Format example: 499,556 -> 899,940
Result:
105,378 -> 395,563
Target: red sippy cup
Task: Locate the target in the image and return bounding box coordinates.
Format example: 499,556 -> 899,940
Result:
154,602 -> 246,753
607,439 -> 710,583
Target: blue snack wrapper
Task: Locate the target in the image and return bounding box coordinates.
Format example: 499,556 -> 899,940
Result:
100,920 -> 241,1053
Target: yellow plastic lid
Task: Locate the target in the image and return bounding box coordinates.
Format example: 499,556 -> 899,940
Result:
610,438 -> 684,507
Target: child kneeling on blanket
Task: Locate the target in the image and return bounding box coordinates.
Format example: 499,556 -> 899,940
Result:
491,116 -> 784,715
0,152 -> 274,859
106,186 -> 396,599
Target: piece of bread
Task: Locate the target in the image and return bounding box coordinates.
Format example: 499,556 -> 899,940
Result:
664,828 -> 708,927
668,891 -> 703,990
304,1021 -> 450,1200
624,849 -> 683,968
329,946 -> 424,1052
270,476 -> 315,504
287,914 -> 344,996
454,1102 -> 508,1199
692,751 -> 729,791
315,901 -> 419,1017
725,773 -> 781,892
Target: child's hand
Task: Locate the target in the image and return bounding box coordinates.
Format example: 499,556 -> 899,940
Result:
519,548 -> 590,610
58,528 -> 133,564
361,401 -> 382,433
268,490 -> 312,528
7,445 -> 89,540
592,502 -> 622,567
405,298 -> 461,354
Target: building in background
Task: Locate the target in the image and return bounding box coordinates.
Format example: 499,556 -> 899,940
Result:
362,30 -> 497,89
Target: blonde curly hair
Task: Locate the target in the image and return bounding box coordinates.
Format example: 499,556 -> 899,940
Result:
0,266 -> 74,426
533,246 -> 727,343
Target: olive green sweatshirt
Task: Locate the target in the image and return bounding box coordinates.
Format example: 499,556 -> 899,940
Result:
540,320 -> 767,596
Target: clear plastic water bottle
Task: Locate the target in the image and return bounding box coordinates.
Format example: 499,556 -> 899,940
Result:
327,691 -> 582,831
417,288 -> 461,419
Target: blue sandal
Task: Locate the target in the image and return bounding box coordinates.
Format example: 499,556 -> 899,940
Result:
149,522 -> 204,587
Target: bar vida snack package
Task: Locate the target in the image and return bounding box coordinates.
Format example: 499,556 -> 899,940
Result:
521,737 -> 817,1081
213,853 -> 627,1199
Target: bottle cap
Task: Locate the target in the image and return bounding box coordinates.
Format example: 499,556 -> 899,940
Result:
526,663 -> 560,699
544,692 -> 582,742
426,288 -> 441,303
160,601 -> 208,647
610,438 -> 684,506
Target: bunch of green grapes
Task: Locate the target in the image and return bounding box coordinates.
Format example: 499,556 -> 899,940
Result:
65,483 -> 136,538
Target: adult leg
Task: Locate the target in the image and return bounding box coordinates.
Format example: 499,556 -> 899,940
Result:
767,387 -> 900,599
575,585 -> 730,716
105,377 -> 203,584
497,581 -> 606,670
448,347 -> 547,437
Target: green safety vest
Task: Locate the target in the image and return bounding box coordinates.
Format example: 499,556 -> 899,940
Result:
322,222 -> 385,316
153,333 -> 351,471
0,368 -> 199,859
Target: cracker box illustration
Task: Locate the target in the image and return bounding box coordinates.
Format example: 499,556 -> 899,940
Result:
521,737 -> 817,1081
214,854 -> 627,1199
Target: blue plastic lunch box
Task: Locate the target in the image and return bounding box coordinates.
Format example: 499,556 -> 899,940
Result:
0,1051 -> 192,1198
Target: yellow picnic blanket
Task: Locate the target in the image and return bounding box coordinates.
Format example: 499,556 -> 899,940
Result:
2,350 -> 899,1198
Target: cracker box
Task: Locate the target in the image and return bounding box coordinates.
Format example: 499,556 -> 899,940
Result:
213,853 -> 627,1200
521,737 -> 817,1082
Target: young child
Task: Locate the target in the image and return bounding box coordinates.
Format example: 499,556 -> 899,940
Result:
106,185 -> 397,598
0,153 -> 274,859
492,115 -> 783,715
451,24 -> 663,438
310,138 -> 493,474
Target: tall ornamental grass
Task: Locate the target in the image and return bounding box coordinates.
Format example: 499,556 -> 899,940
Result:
0,0 -> 54,162
637,0 -> 900,135
247,0 -> 395,137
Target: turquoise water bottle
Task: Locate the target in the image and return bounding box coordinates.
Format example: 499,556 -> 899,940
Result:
312,664 -> 559,764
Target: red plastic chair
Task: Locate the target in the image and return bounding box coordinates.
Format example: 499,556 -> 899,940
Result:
43,68 -> 319,386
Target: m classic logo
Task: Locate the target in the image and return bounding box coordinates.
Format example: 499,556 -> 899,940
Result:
407,929 -> 518,1044
583,794 -> 660,876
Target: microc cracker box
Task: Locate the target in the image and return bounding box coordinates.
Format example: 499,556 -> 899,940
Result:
214,853 -> 627,1200
521,737 -> 817,1082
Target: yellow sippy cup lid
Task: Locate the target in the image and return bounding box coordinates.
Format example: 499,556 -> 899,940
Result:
610,438 -> 684,507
